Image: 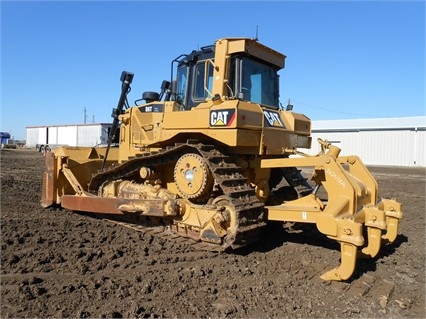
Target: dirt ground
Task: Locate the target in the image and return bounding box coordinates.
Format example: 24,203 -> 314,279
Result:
1,149 -> 425,318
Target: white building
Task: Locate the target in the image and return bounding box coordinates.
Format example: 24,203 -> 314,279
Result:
26,123 -> 112,149
25,117 -> 425,167
307,116 -> 425,167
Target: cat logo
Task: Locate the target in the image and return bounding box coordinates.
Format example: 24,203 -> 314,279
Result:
264,110 -> 285,127
210,109 -> 236,126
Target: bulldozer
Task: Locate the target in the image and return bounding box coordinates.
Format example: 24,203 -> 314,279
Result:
41,37 -> 403,281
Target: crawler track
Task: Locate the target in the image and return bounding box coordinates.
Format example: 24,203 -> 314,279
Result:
102,215 -> 227,252
88,142 -> 266,250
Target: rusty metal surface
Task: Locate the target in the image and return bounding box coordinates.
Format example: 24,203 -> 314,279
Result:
62,195 -> 173,218
117,198 -> 165,216
61,195 -> 123,214
41,153 -> 55,208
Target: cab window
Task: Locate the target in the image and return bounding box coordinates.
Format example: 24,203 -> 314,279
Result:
176,65 -> 188,107
239,58 -> 279,108
193,61 -> 214,101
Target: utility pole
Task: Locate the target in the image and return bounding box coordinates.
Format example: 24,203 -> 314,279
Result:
84,107 -> 87,124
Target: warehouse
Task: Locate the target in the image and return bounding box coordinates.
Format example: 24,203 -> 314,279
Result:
26,123 -> 113,150
308,116 -> 426,167
25,116 -> 425,167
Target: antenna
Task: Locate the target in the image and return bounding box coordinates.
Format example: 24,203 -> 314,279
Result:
286,99 -> 294,111
83,107 -> 87,124
255,25 -> 259,41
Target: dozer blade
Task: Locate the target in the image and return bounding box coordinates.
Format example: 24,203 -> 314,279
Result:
41,152 -> 55,208
320,242 -> 358,281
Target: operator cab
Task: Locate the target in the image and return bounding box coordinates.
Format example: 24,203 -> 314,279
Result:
173,41 -> 282,110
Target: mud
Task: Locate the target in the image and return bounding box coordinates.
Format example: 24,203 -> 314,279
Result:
1,149 -> 425,318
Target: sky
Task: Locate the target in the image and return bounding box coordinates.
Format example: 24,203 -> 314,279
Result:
1,0 -> 425,140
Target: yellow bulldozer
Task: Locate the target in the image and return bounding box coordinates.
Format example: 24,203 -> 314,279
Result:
41,37 -> 402,281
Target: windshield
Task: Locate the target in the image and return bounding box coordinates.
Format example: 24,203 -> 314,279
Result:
238,58 -> 280,108
176,65 -> 188,107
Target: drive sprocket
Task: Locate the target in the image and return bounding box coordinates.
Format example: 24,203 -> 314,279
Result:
174,153 -> 214,201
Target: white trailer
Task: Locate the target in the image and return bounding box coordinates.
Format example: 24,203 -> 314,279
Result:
26,123 -> 113,152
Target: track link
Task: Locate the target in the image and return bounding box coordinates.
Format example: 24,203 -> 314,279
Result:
281,167 -> 313,197
88,142 -> 266,250
196,144 -> 266,248
103,216 -> 227,252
